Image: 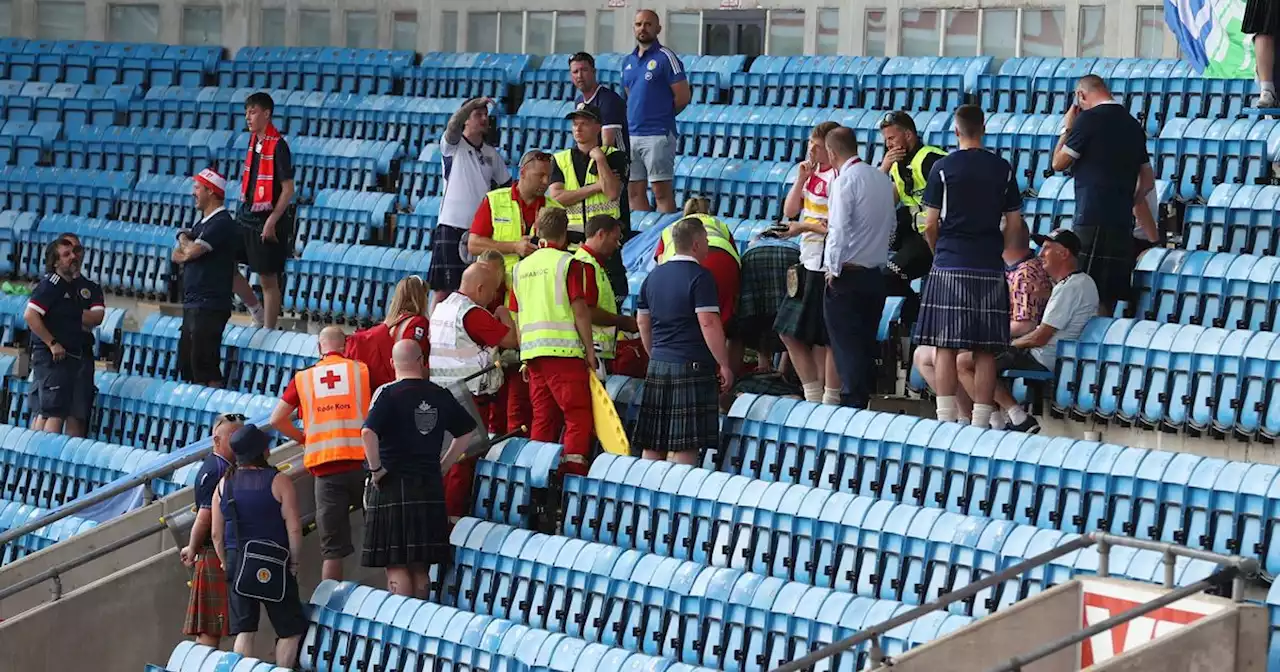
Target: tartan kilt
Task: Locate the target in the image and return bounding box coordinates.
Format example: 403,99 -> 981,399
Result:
773,268 -> 828,346
183,548 -> 230,638
1075,225 -> 1135,307
736,245 -> 799,323
427,225 -> 469,292
912,267 -> 1010,352
362,472 -> 453,568
633,360 -> 720,453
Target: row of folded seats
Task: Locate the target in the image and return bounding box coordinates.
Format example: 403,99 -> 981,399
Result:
1050,317 -> 1280,439
660,394 -> 1280,575
5,370 -> 278,453
0,498 -> 97,566
284,242 -> 430,323
215,57 -> 413,96
407,52 -> 531,100
1130,248 -> 1280,331
0,80 -> 137,126
20,214 -> 175,298
119,313 -> 317,396
129,86 -> 468,157
0,167 -> 131,219
0,39 -> 218,88
148,645 -> 288,672
0,422 -> 188,510
1186,183 -> 1280,256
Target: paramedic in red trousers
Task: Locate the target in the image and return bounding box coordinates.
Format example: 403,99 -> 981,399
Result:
429,262 -> 517,521
468,150 -> 564,435
475,250 -> 519,433
172,168 -> 237,388
268,326 -> 371,581
577,215 -> 638,373
509,208 -> 598,476
237,92 -> 294,330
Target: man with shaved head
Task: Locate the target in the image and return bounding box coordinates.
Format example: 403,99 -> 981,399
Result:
622,8 -> 691,214
361,337 -> 477,599
269,324 -> 372,582
429,262 -> 517,523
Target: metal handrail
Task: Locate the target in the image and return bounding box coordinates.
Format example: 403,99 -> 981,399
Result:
771,531 -> 1260,672
0,413 -> 272,549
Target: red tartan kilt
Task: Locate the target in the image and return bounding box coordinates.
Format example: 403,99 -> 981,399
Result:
610,338 -> 649,378
183,549 -> 230,637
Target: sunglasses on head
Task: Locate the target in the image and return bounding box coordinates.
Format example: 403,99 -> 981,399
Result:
214,413 -> 247,430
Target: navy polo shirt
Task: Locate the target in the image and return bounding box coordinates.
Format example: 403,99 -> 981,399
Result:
577,85 -> 630,152
637,256 -> 720,365
621,41 -> 687,137
183,208 -> 239,311
1064,102 -> 1150,230
194,452 -> 232,510
28,272 -> 101,354
921,148 -> 1023,271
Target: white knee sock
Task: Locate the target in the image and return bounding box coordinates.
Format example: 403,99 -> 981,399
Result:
822,387 -> 842,405
935,396 -> 957,423
1262,81 -> 1276,94
972,404 -> 995,429
990,409 -> 1008,430
802,381 -> 823,403
1007,405 -> 1029,425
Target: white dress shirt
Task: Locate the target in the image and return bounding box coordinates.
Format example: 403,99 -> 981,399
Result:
822,157 -> 897,276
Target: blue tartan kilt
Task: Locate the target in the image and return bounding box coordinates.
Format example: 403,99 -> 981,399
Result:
632,360 -> 720,454
912,267 -> 1010,352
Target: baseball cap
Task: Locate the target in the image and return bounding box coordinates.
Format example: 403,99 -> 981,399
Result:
1031,228 -> 1082,256
878,110 -> 918,135
565,102 -> 603,123
194,167 -> 226,198
230,423 -> 270,463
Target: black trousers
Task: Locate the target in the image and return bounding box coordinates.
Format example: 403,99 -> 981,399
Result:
179,307 -> 231,385
823,267 -> 887,409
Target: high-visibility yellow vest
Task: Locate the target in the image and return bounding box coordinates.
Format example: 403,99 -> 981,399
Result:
573,246 -> 617,360
487,187 -> 564,295
656,213 -> 742,265
293,354 -> 371,472
512,247 -> 585,361
428,292 -> 503,395
889,145 -> 947,234
554,147 -> 621,235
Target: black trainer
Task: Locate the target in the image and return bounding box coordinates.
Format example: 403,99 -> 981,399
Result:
1008,415 -> 1041,434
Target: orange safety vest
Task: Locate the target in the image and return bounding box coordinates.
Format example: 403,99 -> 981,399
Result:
294,353 -> 372,471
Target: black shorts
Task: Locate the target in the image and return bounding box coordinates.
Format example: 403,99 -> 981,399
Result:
996,348 -> 1049,373
224,548 -> 308,638
179,308 -> 230,385
30,349 -> 94,420
237,208 -> 294,276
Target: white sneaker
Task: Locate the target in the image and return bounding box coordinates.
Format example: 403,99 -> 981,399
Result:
1257,90 -> 1277,108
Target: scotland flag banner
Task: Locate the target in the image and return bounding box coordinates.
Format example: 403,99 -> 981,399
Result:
1165,0 -> 1254,78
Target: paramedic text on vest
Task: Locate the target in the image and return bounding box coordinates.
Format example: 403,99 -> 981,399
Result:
656,213 -> 741,265
428,263 -> 518,396
575,215 -> 639,363
879,110 -> 947,233
510,210 -> 598,476
466,150 -> 565,295
267,327 -> 371,581
549,103 -> 624,243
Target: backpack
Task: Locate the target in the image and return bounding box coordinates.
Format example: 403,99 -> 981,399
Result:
344,319 -> 413,391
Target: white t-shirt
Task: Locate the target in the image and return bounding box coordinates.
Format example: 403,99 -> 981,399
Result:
1031,272 -> 1100,369
437,134 -> 511,229
798,166 -> 837,271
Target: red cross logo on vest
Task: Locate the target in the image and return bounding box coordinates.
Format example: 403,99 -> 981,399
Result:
320,370 -> 342,390
311,364 -> 349,398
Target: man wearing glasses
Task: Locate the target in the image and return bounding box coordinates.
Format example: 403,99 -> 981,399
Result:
24,235 -> 104,436
179,412 -> 244,647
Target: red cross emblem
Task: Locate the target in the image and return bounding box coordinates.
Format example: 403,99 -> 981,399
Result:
320,370 -> 343,390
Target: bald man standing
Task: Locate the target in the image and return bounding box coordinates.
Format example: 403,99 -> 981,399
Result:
362,338 -> 477,599
622,9 -> 691,214
269,325 -> 372,581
